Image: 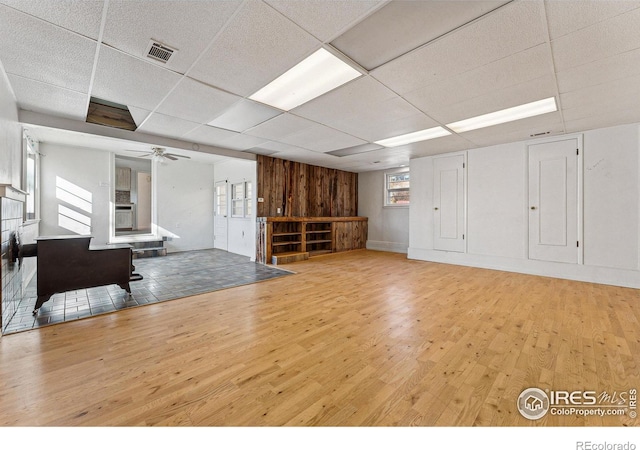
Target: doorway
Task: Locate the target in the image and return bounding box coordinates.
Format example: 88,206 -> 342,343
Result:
114,155 -> 153,236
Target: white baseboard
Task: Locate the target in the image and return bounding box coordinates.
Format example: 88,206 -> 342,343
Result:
407,247 -> 640,289
367,240 -> 408,254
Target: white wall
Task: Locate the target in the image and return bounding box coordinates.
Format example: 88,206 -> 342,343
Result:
408,123 -> 640,288
0,68 -> 21,186
39,143 -> 112,244
358,169 -> 409,253
156,159 -> 215,253
213,159 -> 256,259
40,144 -> 218,253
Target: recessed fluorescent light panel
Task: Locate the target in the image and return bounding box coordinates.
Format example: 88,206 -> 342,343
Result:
446,97 -> 557,133
249,48 -> 362,111
375,126 -> 451,148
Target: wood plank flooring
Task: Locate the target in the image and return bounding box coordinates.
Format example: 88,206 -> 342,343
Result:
1,250 -> 639,426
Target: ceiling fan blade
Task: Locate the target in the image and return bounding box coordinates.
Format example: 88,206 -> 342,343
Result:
124,149 -> 152,154
166,153 -> 191,159
165,155 -> 178,161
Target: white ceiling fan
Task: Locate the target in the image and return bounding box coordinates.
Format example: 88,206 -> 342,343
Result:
125,147 -> 191,162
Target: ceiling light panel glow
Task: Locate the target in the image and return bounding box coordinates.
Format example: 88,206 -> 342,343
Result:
375,126 -> 451,147
446,97 -> 557,133
249,48 -> 362,111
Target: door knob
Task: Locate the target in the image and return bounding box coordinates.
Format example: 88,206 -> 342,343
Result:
530,206 -> 537,210
434,207 -> 439,210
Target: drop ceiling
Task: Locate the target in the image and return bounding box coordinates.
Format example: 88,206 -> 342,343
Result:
1,0 -> 640,172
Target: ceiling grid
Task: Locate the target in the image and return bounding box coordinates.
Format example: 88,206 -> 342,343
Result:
1,0 -> 639,171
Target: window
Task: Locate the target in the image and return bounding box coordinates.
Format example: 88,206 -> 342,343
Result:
231,181 -> 252,218
385,171 -> 410,206
24,134 -> 39,220
231,183 -> 244,217
215,183 -> 227,216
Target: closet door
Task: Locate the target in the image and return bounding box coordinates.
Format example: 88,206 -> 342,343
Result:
433,154 -> 466,252
528,138 -> 580,263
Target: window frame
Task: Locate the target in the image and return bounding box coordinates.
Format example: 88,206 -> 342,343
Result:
231,182 -> 245,218
244,181 -> 252,218
23,133 -> 40,222
230,180 -> 253,218
384,169 -> 410,207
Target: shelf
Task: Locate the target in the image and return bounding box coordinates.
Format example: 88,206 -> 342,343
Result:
272,241 -> 302,247
257,216 -> 367,265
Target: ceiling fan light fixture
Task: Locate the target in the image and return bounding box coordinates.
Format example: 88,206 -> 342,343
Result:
248,48 -> 362,111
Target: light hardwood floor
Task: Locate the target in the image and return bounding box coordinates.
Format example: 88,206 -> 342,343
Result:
1,250 -> 639,426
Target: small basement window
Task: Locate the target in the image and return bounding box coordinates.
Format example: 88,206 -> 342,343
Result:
385,170 -> 410,206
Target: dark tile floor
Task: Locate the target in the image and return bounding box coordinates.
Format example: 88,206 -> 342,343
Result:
4,249 -> 293,334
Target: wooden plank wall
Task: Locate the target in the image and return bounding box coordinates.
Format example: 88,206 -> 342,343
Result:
333,220 -> 368,252
257,155 -> 358,217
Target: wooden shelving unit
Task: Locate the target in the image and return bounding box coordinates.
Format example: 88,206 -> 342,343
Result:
257,217 -> 368,264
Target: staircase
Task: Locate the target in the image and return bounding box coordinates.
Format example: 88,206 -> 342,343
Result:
128,239 -> 167,259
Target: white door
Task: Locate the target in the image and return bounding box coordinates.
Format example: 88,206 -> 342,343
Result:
433,154 -> 466,252
214,181 -> 228,251
528,138 -> 579,263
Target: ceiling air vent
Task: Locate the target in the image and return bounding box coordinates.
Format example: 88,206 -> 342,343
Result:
146,40 -> 176,63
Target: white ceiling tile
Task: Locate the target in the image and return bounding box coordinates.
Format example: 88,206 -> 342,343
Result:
127,106 -> 151,128
293,76 -> 395,120
545,0 -> 640,40
561,75 -> 640,126
8,74 -> 88,120
404,44 -> 552,113
293,76 -> 439,141
332,0 -> 509,70
243,147 -> 279,156
0,5 -> 96,92
333,146 -> 412,165
0,0 -> 105,39
188,1 -> 320,96
156,77 -> 241,125
265,0 -> 383,42
372,0 -> 547,94
91,45 -> 182,111
208,99 -> 282,132
103,0 -> 242,74
244,113 -> 316,141
551,6 -> 640,72
332,98 -> 439,142
557,47 -> 640,93
247,140 -> 306,154
219,133 -> 270,151
272,147 -> 348,167
280,124 -> 367,152
428,75 -> 559,125
135,112 -> 200,138
564,107 -> 640,133
183,125 -> 239,148
560,73 -> 640,113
